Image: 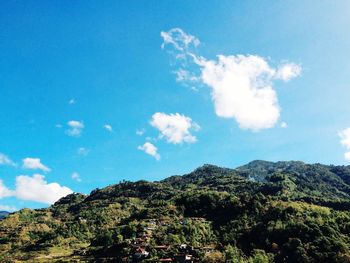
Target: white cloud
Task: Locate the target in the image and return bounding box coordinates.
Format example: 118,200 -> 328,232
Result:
339,128 -> 350,161
0,180 -> 13,198
22,158 -> 51,172
161,28 -> 200,51
138,142 -> 160,160
197,55 -> 281,131
71,172 -> 81,182
136,129 -> 145,136
345,152 -> 350,161
103,124 -> 113,132
150,112 -> 200,144
339,128 -> 350,148
77,147 -> 89,156
66,120 -> 84,137
281,122 -> 288,128
174,68 -> 199,82
0,205 -> 16,212
0,153 -> 15,166
15,174 -> 72,204
275,63 -> 302,81
68,99 -> 76,105
161,28 -> 301,131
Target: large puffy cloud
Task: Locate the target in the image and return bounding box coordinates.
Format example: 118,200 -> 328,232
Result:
0,153 -> 15,166
66,120 -> 84,137
138,142 -> 160,161
15,174 -> 73,204
150,112 -> 200,144
161,28 -> 301,131
0,175 -> 72,204
22,158 -> 51,172
339,128 -> 350,161
198,55 -> 280,130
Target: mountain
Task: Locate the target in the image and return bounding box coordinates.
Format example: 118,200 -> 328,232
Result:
1,161 -> 350,262
0,211 -> 9,220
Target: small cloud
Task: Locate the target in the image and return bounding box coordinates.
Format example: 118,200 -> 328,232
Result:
77,147 -> 89,156
55,124 -> 62,128
22,158 -> 51,172
68,99 -> 76,105
339,128 -> 350,161
280,122 -> 288,128
136,129 -> 145,136
0,153 -> 15,167
138,142 -> 160,161
66,120 -> 84,137
150,112 -> 200,144
15,174 -> 72,204
275,63 -> 302,82
103,124 -> 113,132
71,172 -> 82,182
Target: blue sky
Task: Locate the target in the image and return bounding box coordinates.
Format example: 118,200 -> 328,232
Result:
1,1 -> 350,210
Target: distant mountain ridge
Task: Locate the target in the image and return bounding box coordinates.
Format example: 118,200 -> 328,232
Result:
0,211 -> 9,220
1,160 -> 350,262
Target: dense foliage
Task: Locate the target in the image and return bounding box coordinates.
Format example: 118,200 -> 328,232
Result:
1,161 -> 350,262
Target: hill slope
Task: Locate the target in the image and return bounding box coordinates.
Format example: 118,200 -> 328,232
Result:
1,161 -> 350,262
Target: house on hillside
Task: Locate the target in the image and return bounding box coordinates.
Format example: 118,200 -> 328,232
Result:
154,245 -> 170,251
174,253 -> 194,263
133,247 -> 149,259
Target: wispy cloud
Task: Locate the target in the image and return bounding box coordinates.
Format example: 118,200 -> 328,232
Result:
22,158 -> 51,172
161,28 -> 200,51
0,153 -> 15,167
77,147 -> 89,156
138,142 -> 160,161
136,129 -> 145,136
71,172 -> 82,182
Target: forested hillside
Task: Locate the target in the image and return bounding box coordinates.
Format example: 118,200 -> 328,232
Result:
1,161 -> 350,262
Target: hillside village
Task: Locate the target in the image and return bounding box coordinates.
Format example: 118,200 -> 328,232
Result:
2,162 -> 350,262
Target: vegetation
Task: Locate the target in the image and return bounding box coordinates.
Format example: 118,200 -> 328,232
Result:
1,161 -> 350,262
